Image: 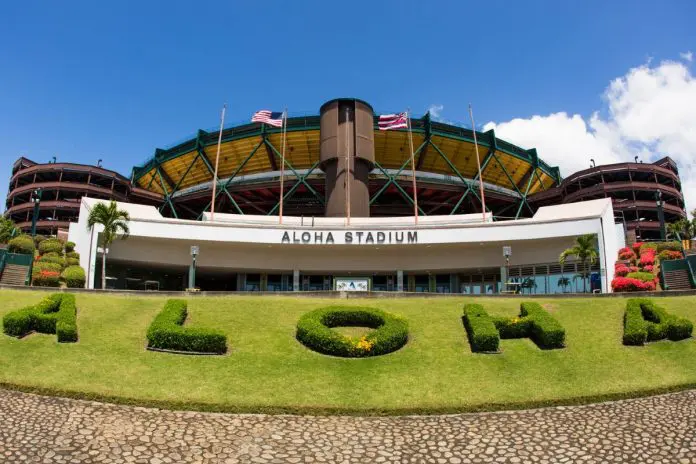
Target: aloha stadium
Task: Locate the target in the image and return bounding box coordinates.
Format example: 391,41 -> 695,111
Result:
3,98 -> 691,293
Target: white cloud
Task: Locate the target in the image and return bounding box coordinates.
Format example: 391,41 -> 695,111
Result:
680,51 -> 693,62
484,59 -> 696,214
428,104 -> 445,120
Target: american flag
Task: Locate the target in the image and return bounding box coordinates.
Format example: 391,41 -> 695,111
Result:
251,110 -> 284,127
378,112 -> 408,131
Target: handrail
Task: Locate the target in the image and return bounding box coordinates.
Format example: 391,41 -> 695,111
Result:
686,256 -> 696,289
0,251 -> 6,278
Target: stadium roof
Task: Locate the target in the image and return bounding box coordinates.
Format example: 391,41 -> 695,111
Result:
131,113 -> 561,198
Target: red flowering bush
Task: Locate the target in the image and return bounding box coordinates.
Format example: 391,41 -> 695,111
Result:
611,277 -> 656,292
618,249 -> 636,260
32,269 -> 61,287
658,250 -> 683,261
614,264 -> 630,277
629,265 -> 640,273
632,242 -> 643,254
642,264 -> 654,273
639,252 -> 655,267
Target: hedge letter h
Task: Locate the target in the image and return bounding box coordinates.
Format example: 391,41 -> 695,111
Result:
462,302 -> 566,353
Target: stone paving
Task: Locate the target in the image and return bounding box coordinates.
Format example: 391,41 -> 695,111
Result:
1,388 -> 696,463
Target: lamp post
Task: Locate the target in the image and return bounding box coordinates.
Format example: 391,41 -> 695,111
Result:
188,245 -> 199,290
655,190 -> 666,241
30,188 -> 43,240
503,245 -> 512,293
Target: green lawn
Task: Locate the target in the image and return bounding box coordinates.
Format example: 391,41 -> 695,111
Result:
1,289 -> 695,415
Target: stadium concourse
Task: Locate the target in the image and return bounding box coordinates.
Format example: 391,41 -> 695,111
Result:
68,196 -> 619,293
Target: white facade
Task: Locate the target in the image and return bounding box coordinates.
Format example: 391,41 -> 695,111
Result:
69,197 -> 618,293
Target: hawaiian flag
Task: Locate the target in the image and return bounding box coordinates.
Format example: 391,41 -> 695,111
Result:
378,112 -> 408,130
251,110 -> 284,127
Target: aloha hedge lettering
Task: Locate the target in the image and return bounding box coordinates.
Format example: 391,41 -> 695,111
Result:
146,299 -> 227,354
2,293 -> 77,342
463,302 -> 565,352
623,298 -> 693,346
296,306 -> 408,357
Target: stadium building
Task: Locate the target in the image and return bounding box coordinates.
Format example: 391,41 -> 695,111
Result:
5,98 -> 686,293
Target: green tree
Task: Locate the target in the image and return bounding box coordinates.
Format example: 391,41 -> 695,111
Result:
0,217 -> 18,244
86,201 -> 130,289
667,218 -> 693,240
557,276 -> 571,293
559,234 -> 599,293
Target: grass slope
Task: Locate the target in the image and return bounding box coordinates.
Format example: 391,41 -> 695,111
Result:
1,290 -> 695,414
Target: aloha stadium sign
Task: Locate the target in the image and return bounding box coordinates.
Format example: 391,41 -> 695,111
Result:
280,230 -> 418,245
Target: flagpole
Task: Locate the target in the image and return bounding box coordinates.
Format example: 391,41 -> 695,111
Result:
279,108 -> 287,224
344,106 -> 351,226
469,103 -> 487,222
406,109 -> 418,224
210,103 -> 226,221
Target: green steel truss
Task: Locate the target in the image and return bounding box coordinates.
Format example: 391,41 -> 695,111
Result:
135,112 -> 561,220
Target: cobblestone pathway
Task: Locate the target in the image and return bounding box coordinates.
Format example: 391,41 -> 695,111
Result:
1,388 -> 696,463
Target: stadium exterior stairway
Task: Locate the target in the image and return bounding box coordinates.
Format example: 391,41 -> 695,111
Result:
0,264 -> 29,286
662,268 -> 693,291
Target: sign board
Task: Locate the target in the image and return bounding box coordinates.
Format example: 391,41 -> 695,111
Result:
334,277 -> 370,292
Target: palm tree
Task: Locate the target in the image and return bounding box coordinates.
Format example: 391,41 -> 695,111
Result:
559,234 -> 599,293
87,201 -> 130,289
557,276 -> 571,293
667,219 -> 693,241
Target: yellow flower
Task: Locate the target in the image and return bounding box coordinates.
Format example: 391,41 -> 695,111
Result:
355,336 -> 374,351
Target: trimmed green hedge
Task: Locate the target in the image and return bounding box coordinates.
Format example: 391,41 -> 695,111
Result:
7,235 -> 34,254
146,299 -> 227,354
66,257 -> 80,267
462,304 -> 499,352
626,271 -> 655,282
66,251 -> 80,260
33,234 -> 46,246
623,298 -> 693,346
463,302 -> 565,352
656,241 -> 682,252
61,266 -> 86,288
38,254 -> 66,268
65,241 -> 76,252
296,306 -> 408,357
2,293 -> 77,342
38,239 -> 63,255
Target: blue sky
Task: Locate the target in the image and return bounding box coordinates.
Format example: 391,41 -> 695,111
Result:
2,0 -> 696,209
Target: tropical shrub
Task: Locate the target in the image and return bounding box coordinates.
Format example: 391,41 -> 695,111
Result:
614,264 -> 630,277
639,252 -> 655,267
33,234 -> 46,246
658,250 -> 683,261
611,277 -> 656,292
38,254 -> 65,268
61,266 -> 86,288
66,251 -> 80,260
2,293 -> 77,342
32,269 -> 61,287
65,241 -> 76,252
462,302 -> 565,352
656,241 -> 682,252
66,257 -> 80,266
7,235 -> 34,254
38,238 -> 63,255
618,248 -> 635,261
626,271 -> 657,283
296,306 -> 408,357
623,298 -> 692,346
146,299 -> 227,354
639,242 -> 659,254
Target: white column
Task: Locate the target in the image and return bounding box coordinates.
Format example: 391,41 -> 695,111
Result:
293,269 -> 300,292
397,270 -> 404,292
